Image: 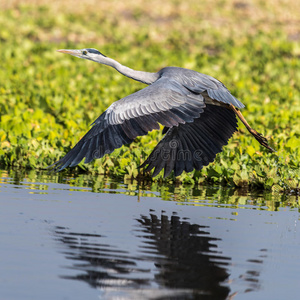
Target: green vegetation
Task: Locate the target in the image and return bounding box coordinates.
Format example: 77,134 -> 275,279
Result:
1,168 -> 298,209
0,0 -> 299,191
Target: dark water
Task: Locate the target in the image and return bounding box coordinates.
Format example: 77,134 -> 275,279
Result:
0,169 -> 299,300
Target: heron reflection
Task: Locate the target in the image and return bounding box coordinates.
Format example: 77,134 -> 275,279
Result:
54,212 -> 235,299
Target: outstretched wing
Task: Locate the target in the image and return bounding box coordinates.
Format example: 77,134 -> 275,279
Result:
49,77 -> 207,171
140,104 -> 238,177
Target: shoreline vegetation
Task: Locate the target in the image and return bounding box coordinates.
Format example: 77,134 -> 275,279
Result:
0,0 -> 299,192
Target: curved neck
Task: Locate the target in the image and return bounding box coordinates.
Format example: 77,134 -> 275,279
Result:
96,56 -> 159,85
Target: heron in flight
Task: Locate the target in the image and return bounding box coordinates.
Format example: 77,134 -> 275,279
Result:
50,48 -> 274,177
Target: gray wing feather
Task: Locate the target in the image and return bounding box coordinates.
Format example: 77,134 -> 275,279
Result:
105,77 -> 190,125
140,104 -> 239,177
183,82 -> 244,109
49,76 -> 205,171
159,67 -> 245,109
206,88 -> 244,108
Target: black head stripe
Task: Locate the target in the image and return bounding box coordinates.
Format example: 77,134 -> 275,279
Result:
86,48 -> 106,57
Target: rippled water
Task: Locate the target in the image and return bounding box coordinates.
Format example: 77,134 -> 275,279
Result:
0,169 -> 299,300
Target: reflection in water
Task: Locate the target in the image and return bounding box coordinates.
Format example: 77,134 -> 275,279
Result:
54,212 -> 233,299
54,226 -> 151,289
136,213 -> 231,299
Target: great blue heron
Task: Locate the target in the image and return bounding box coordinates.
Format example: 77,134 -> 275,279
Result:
50,48 -> 274,177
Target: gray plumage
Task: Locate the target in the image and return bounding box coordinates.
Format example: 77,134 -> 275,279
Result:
49,48 -> 272,177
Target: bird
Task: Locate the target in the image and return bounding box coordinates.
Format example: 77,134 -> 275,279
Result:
49,48 -> 274,177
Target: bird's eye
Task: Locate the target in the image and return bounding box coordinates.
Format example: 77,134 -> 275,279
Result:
82,50 -> 88,55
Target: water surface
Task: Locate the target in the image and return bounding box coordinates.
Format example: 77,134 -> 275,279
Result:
0,169 -> 299,299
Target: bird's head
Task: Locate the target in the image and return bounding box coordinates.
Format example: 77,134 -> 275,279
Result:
57,48 -> 106,62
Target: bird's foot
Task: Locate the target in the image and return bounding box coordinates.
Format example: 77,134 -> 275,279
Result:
249,128 -> 275,152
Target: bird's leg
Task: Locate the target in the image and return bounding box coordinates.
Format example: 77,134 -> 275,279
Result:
229,104 -> 275,152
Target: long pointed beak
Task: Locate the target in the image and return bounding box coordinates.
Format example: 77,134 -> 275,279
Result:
57,49 -> 81,57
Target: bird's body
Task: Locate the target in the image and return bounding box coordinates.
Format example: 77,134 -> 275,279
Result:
50,48 -> 274,177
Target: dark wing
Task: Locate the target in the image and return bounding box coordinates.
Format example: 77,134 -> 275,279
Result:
49,77 -> 206,171
140,104 -> 238,177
